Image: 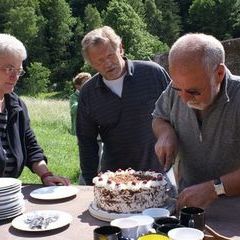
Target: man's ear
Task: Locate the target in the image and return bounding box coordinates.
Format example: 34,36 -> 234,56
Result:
216,63 -> 226,84
119,43 -> 124,56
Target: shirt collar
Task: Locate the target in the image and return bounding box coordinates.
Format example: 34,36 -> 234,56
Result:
95,58 -> 134,89
218,68 -> 230,104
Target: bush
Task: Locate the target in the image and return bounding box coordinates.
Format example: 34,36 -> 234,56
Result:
22,62 -> 51,96
63,80 -> 74,99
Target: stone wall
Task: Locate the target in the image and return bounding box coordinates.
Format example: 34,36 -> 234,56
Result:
153,38 -> 240,75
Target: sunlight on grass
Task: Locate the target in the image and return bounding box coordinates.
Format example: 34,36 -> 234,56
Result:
19,97 -> 80,185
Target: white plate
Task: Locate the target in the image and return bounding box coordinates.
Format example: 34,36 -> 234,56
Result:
0,206 -> 24,217
12,210 -> 72,232
89,202 -> 138,222
30,186 -> 79,200
0,205 -> 24,215
0,198 -> 24,210
89,199 -> 176,222
0,187 -> 21,200
0,192 -> 23,204
0,178 -> 21,189
0,207 -> 25,220
0,185 -> 21,194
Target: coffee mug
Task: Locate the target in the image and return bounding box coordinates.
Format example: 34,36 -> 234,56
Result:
168,227 -> 204,240
157,224 -> 185,235
179,207 -> 205,231
153,217 -> 180,230
94,226 -> 122,240
137,233 -> 169,240
111,218 -> 139,239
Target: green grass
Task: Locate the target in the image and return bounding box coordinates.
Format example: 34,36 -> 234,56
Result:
19,97 -> 80,185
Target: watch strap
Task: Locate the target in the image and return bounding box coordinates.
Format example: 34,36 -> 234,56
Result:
214,178 -> 226,196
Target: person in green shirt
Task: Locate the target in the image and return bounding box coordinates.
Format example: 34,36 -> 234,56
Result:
70,72 -> 91,135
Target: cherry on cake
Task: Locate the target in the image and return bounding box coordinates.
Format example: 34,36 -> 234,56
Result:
92,168 -> 168,213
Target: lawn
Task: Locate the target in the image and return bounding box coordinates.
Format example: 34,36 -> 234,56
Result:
19,97 -> 80,185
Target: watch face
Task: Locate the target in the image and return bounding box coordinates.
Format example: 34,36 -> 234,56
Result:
214,178 -> 221,185
214,179 -> 225,195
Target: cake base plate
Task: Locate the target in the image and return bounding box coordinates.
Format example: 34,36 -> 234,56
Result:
88,199 -> 176,222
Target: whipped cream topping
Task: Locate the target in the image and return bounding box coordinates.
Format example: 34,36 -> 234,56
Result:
92,168 -> 167,191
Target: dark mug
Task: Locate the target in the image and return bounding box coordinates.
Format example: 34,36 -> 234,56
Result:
94,226 -> 122,240
179,207 -> 205,231
153,217 -> 180,230
157,223 -> 185,235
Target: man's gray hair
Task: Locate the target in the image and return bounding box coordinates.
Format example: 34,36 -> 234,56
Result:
0,33 -> 27,60
81,26 -> 122,62
169,33 -> 225,73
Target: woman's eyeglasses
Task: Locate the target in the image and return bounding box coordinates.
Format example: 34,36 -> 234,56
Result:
0,66 -> 25,77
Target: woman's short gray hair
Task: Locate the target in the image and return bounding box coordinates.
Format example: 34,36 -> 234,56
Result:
81,26 -> 122,62
0,33 -> 27,60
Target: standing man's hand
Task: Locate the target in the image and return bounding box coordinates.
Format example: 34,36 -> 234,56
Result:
176,181 -> 218,211
152,118 -> 178,172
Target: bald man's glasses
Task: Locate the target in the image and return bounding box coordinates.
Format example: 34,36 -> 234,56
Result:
171,84 -> 209,96
171,86 -> 202,96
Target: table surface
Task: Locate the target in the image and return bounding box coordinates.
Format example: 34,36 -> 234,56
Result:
0,184 -> 240,240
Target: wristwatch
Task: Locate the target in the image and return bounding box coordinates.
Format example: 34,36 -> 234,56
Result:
213,178 -> 226,196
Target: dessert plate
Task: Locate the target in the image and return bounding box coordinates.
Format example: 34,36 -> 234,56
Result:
89,202 -> 138,222
0,178 -> 21,189
0,207 -> 25,220
89,199 -> 176,222
12,210 -> 72,231
30,186 -> 79,200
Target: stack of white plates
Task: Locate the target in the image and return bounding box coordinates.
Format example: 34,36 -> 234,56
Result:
0,178 -> 25,220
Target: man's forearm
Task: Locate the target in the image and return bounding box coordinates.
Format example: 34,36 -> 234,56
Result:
222,168 -> 240,196
32,160 -> 49,177
152,118 -> 174,138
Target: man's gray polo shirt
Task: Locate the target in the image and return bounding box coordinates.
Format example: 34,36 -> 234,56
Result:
152,71 -> 240,190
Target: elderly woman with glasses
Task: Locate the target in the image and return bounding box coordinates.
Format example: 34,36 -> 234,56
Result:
0,33 -> 70,185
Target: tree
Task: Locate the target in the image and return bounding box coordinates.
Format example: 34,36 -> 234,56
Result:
4,6 -> 42,46
175,0 -> 193,33
144,0 -> 163,40
125,0 -> 145,18
39,0 -> 76,87
230,0 -> 240,38
0,0 -> 15,32
103,0 -> 168,60
68,18 -> 85,77
189,0 -> 236,40
70,0 -> 109,17
84,4 -> 102,32
154,0 -> 182,45
0,0 -> 46,63
23,62 -> 50,96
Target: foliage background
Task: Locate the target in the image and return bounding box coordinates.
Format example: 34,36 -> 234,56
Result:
0,0 -> 240,96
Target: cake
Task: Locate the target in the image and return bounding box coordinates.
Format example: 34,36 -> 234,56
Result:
92,168 -> 168,213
